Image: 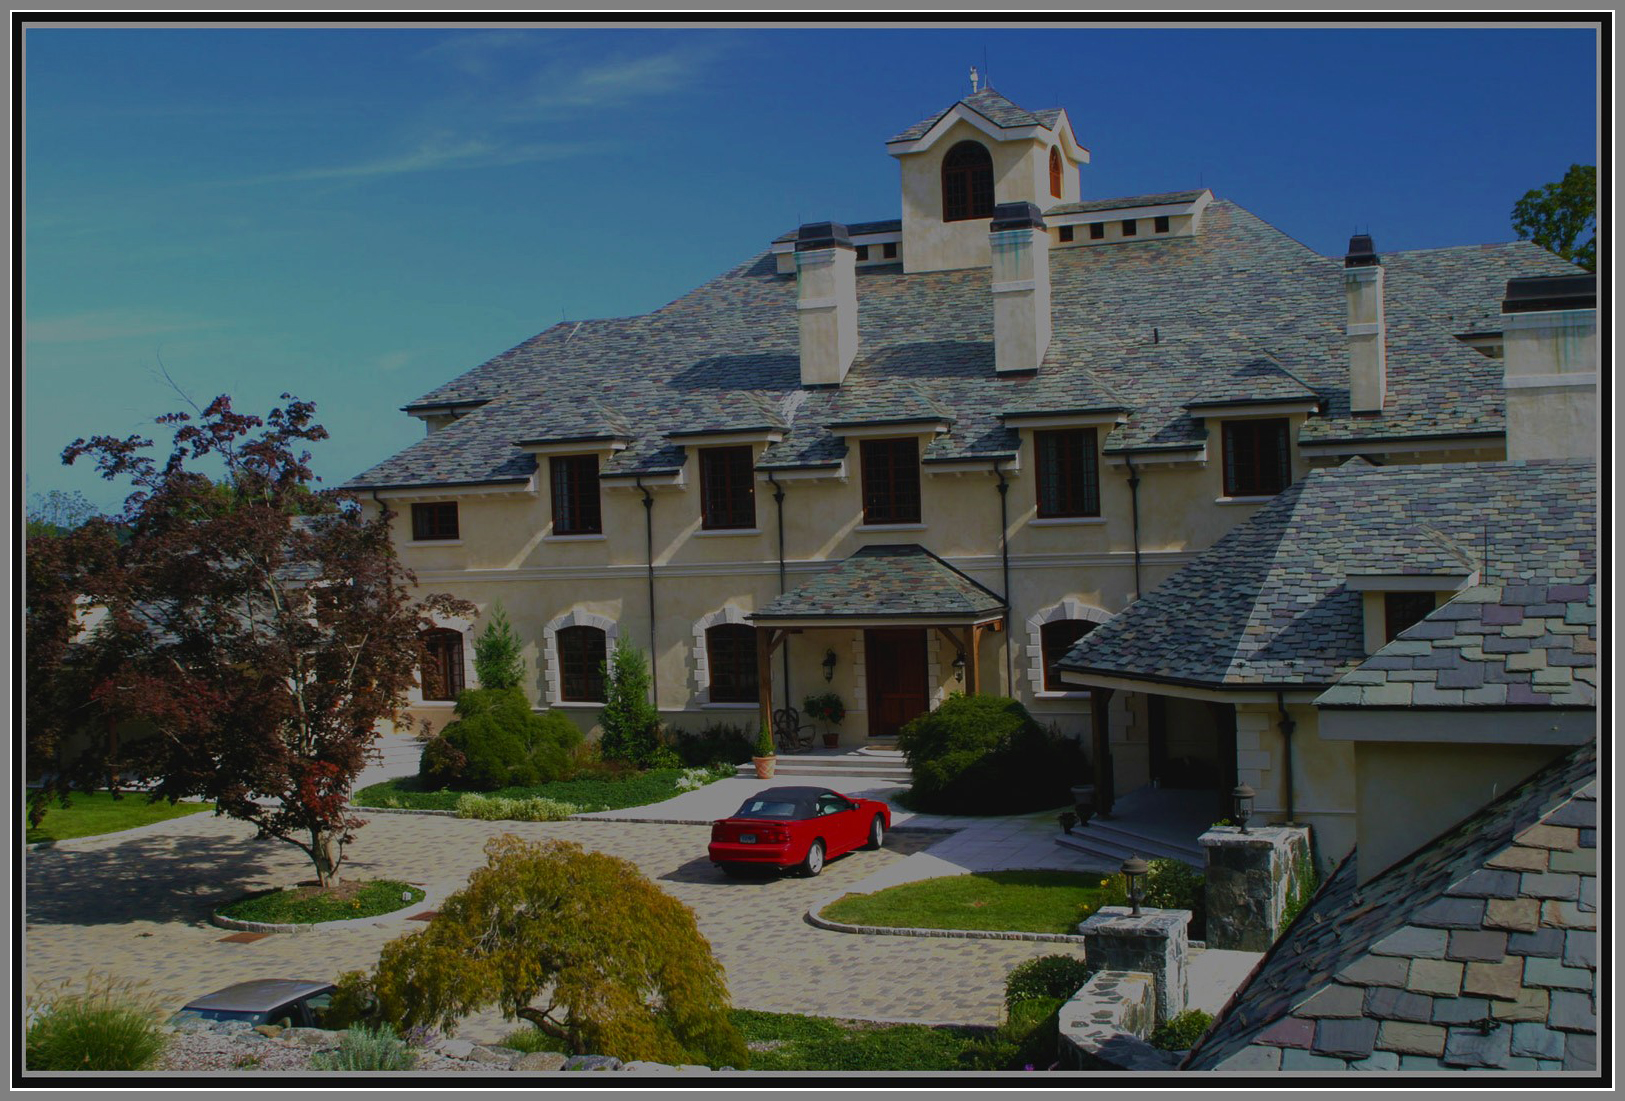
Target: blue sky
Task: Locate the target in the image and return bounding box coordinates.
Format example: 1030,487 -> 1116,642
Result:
23,24 -> 1598,512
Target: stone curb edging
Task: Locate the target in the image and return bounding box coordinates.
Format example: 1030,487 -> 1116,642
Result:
348,805 -> 459,817
210,882 -> 441,934
805,900 -> 1089,944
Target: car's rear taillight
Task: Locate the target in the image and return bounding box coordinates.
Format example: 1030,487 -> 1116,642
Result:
757,826 -> 789,843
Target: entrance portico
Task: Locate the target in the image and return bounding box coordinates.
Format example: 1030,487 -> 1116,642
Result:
749,545 -> 1007,739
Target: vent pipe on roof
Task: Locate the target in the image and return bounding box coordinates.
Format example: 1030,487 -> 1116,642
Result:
1500,274 -> 1597,460
1344,234 -> 1387,414
794,222 -> 859,387
989,201 -> 1052,375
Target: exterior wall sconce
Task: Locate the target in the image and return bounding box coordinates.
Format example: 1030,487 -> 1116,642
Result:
952,651 -> 966,682
821,649 -> 838,682
1121,855 -> 1148,916
1232,782 -> 1256,833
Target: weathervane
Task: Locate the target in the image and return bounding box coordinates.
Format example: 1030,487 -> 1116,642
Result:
970,65 -> 979,94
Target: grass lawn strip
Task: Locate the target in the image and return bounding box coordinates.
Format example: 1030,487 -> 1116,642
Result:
25,790 -> 212,844
354,767 -> 719,813
217,879 -> 425,924
820,870 -> 1118,936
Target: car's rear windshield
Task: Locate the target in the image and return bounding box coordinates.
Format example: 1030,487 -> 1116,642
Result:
733,798 -> 803,819
170,1007 -> 272,1025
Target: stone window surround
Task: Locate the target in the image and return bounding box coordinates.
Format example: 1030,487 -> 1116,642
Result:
1025,599 -> 1110,699
541,609 -> 619,707
409,611 -> 475,707
691,604 -> 755,707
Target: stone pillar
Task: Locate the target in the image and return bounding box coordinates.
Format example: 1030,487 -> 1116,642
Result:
1077,907 -> 1189,1025
1200,825 -> 1313,951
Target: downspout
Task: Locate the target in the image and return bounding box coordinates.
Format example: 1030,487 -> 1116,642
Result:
993,459 -> 1013,690
768,472 -> 790,707
638,479 -> 658,710
1124,454 -> 1143,600
1276,690 -> 1296,824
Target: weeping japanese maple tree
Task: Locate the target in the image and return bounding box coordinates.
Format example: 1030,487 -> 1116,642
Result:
30,394 -> 471,885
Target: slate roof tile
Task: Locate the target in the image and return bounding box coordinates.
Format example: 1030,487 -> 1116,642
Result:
750,544 -> 1005,620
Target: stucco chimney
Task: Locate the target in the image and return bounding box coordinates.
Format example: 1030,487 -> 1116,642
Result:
990,201 -> 1051,374
1500,273 -> 1597,460
1344,234 -> 1386,413
795,221 -> 858,387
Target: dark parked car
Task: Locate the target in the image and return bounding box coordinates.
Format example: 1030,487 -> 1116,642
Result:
168,979 -> 336,1028
708,785 -> 890,877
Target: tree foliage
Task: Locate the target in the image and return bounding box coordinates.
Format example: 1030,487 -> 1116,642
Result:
26,489 -> 103,539
361,835 -> 747,1067
471,603 -> 524,691
597,639 -> 661,766
25,394 -> 472,884
1512,163 -> 1596,271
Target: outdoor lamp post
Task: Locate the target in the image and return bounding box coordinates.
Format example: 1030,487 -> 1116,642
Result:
1121,855 -> 1149,916
822,649 -> 838,682
1232,782 -> 1256,834
952,650 -> 966,683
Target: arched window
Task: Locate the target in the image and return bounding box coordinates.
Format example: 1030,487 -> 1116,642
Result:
1041,619 -> 1096,692
706,624 -> 759,704
557,625 -> 607,702
1049,147 -> 1063,199
419,628 -> 465,701
941,141 -> 994,222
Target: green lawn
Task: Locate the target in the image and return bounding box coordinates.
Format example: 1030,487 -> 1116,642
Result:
217,879 -> 425,924
353,766 -> 720,813
820,870 -> 1119,935
24,790 -> 212,844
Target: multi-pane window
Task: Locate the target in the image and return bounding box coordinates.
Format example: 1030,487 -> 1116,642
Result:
1154,215 -> 1171,233
550,454 -> 602,535
557,625 -> 607,702
1122,219 -> 1138,237
861,438 -> 921,524
1059,225 -> 1075,243
1035,428 -> 1100,518
1222,419 -> 1292,497
411,502 -> 459,541
856,245 -> 870,261
1041,619 -> 1096,692
1384,592 -> 1437,643
1049,147 -> 1063,198
941,141 -> 994,222
700,446 -> 756,530
419,628 -> 465,701
706,624 -> 759,704
1088,222 -> 1105,240
883,242 -> 898,259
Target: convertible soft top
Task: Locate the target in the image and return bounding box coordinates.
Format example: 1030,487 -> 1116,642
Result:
731,786 -> 835,820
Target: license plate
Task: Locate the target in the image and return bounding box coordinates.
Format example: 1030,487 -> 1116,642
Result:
740,833 -> 756,844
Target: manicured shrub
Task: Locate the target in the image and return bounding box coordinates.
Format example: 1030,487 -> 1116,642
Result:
597,640 -> 662,767
897,694 -> 1086,814
1104,858 -> 1208,939
672,722 -> 755,768
1004,955 -> 1093,1009
1149,1009 -> 1213,1052
25,974 -> 167,1071
426,688 -> 582,791
310,1023 -> 416,1071
453,793 -> 579,822
323,971 -> 380,1031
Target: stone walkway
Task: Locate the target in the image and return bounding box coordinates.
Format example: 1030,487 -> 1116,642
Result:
23,809 -> 1085,1044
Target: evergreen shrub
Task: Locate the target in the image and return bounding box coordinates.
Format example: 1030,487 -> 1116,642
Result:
896,694 -> 1086,814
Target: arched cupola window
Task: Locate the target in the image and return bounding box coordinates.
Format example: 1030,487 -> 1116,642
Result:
1049,147 -> 1063,199
941,141 -> 994,222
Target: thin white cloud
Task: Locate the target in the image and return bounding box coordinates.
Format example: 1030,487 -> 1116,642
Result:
524,46 -> 720,113
26,309 -> 226,344
259,135 -> 611,184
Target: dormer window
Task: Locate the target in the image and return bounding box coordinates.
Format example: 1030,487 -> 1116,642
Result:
942,141 -> 994,222
1089,222 -> 1105,240
550,455 -> 602,535
1049,147 -> 1063,198
1384,591 -> 1437,642
1122,219 -> 1138,237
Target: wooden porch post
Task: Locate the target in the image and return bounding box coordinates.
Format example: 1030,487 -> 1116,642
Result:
968,623 -> 984,694
756,626 -> 774,737
1091,686 -> 1115,817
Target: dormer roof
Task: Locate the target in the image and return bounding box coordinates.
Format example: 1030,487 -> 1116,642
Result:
886,86 -> 1087,162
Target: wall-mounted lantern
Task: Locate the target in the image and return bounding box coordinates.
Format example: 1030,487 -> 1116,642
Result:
951,650 -> 966,682
821,649 -> 838,682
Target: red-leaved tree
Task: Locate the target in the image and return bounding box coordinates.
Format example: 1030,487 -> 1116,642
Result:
26,394 -> 471,885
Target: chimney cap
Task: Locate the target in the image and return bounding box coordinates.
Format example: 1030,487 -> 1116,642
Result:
990,201 -> 1046,232
1345,234 -> 1380,268
795,221 -> 854,252
1503,273 -> 1596,314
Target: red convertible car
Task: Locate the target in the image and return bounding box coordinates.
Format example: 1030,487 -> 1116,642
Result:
708,786 -> 890,877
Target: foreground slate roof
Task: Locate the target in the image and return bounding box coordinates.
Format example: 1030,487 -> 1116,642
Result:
1317,584 -> 1597,709
1057,459 -> 1596,689
346,191 -> 1573,492
1184,740 -> 1597,1073
750,544 -> 1006,621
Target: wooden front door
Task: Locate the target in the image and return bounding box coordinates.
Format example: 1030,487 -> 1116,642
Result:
865,629 -> 929,738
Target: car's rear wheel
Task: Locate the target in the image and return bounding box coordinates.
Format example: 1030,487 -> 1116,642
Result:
865,816 -> 885,850
800,840 -> 825,877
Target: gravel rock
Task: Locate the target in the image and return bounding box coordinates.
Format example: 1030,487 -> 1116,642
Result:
514,1052 -> 568,1071
561,1054 -> 623,1071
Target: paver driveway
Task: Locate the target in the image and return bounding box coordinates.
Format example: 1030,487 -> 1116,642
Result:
24,810 -> 1083,1043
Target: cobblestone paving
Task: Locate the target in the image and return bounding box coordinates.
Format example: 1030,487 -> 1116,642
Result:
24,812 -> 1084,1043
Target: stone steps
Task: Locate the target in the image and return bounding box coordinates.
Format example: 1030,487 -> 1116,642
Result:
1054,816 -> 1206,869
733,750 -> 912,783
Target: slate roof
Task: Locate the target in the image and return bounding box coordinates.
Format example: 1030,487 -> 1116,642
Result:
1046,190 -> 1208,216
1317,584 -> 1597,709
346,192 -> 1577,493
1057,460 -> 1596,689
887,86 -> 1064,143
750,544 -> 1006,621
1184,740 -> 1597,1073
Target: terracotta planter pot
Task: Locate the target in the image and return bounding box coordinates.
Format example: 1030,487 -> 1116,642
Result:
752,756 -> 776,780
822,732 -> 840,748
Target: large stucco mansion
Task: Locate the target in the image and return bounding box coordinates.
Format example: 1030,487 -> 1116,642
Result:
348,84 -> 1595,866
